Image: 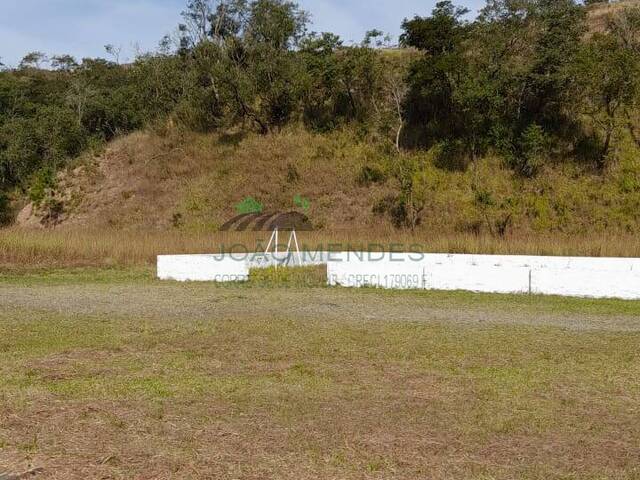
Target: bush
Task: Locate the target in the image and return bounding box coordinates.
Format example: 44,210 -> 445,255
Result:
516,124 -> 550,177
433,140 -> 469,171
373,194 -> 408,228
0,192 -> 12,226
286,163 -> 300,183
235,196 -> 264,214
357,165 -> 386,186
619,166 -> 640,193
575,133 -> 604,166
293,194 -> 311,212
29,168 -> 56,205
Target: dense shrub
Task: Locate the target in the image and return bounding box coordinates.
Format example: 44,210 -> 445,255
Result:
0,191 -> 11,225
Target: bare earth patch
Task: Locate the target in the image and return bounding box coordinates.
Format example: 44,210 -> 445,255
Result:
1,274 -> 639,479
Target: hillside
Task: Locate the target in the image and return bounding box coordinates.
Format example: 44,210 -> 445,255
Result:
588,0 -> 640,31
16,127 -> 392,231
15,124 -> 640,235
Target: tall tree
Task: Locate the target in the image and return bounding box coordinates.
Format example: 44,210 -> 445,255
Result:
575,32 -> 640,166
523,0 -> 586,131
51,55 -> 78,72
182,0 -> 215,45
104,44 -> 123,64
20,51 -> 48,69
400,1 -> 470,151
210,0 -> 249,39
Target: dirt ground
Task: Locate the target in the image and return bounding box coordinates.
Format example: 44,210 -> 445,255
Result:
1,274 -> 639,479
3,277 -> 640,331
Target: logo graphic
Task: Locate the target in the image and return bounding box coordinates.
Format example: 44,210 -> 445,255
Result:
220,211 -> 313,231
223,196 -> 313,231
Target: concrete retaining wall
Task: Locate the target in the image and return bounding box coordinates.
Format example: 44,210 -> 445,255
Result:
157,255 -> 249,282
157,251 -> 331,282
247,251 -> 332,269
327,252 -> 640,299
158,251 -> 640,299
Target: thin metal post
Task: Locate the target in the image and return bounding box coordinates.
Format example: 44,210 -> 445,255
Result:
264,227 -> 302,270
264,229 -> 275,255
275,228 -> 279,271
292,230 -> 302,266
285,231 -> 294,267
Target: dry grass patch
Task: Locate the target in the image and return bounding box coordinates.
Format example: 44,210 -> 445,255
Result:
4,228 -> 640,270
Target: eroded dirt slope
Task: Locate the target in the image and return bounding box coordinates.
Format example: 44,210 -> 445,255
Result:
17,128 -> 391,232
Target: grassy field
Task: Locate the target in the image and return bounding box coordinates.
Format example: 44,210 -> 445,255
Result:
1,268 -> 639,479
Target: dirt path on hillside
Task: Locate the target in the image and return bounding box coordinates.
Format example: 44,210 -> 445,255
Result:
1,282 -> 639,331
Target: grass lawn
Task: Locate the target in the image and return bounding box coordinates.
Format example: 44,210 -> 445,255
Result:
1,268 -> 639,479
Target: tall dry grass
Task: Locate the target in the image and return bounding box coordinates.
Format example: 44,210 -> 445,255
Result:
2,228 -> 640,270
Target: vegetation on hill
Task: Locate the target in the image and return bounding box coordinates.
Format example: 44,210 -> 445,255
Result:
9,126 -> 640,236
1,0 -> 640,235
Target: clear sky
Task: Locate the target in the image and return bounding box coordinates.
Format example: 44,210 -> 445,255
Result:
0,0 -> 485,67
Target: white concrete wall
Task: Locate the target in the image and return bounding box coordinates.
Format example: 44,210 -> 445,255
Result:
248,251 -> 333,269
531,262 -> 640,299
158,251 -> 640,298
326,252 -> 426,290
157,255 -> 249,282
157,251 -> 331,282
327,252 -> 640,299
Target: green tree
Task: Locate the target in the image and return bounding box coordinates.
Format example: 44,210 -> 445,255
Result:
20,51 -> 48,69
104,44 -> 123,64
203,0 -> 309,133
51,54 -> 79,72
575,32 -> 640,166
210,0 -> 250,39
182,0 -> 215,45
608,6 -> 640,147
298,32 -> 343,130
0,191 -> 11,225
523,0 -> 586,132
401,1 -> 470,150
